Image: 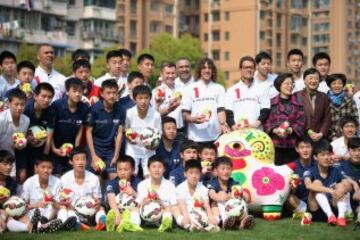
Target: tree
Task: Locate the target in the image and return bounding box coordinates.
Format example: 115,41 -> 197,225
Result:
136,33 -> 204,87
16,43 -> 38,65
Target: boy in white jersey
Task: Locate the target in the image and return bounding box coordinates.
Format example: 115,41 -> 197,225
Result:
125,85 -> 162,177
58,147 -> 106,231
225,56 -> 270,130
176,160 -> 219,232
182,58 -> 229,143
152,61 -> 184,134
135,155 -> 177,232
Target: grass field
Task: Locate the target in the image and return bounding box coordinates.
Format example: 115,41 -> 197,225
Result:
1,218 -> 360,240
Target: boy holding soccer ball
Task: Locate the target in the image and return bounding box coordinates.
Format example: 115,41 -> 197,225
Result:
207,157 -> 254,230
0,89 -> 29,180
23,83 -> 55,178
175,159 -> 219,232
135,155 -> 177,232
51,78 -> 89,175
86,79 -> 125,180
106,155 -> 141,232
125,85 -> 162,177
58,147 -> 106,231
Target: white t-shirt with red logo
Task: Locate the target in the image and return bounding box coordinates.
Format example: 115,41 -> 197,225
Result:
181,80 -> 225,142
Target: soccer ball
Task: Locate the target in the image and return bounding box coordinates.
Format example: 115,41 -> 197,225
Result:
224,198 -> 247,219
12,132 -> 27,148
0,186 -> 10,201
74,196 -> 96,217
59,188 -> 74,203
190,207 -> 209,229
3,196 -> 26,217
140,201 -> 163,224
60,143 -> 73,156
139,127 -> 161,149
115,193 -> 136,211
28,125 -> 47,147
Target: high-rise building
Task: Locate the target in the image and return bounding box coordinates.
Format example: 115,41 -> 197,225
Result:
0,0 -> 118,60
116,0 -> 177,54
182,0 -> 360,86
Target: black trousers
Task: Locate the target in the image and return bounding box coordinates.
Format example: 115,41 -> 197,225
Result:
274,147 -> 298,166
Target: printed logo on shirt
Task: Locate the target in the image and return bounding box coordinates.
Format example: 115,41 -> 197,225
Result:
113,119 -> 120,124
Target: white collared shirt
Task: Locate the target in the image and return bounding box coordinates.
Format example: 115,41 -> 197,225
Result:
34,66 -> 66,102
0,109 -> 29,156
176,180 -> 209,212
60,169 -> 101,205
22,174 -> 62,204
181,80 -> 225,142
254,72 -> 278,99
331,137 -> 349,158
136,177 -> 177,206
94,72 -> 128,98
175,76 -> 194,89
125,106 -> 162,160
152,82 -> 184,128
318,80 -> 330,94
225,79 -> 270,125
0,75 -> 20,100
293,74 -> 305,93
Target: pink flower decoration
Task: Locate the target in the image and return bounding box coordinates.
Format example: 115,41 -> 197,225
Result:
251,167 -> 285,196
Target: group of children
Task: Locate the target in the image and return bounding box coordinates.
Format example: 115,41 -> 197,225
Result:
0,46 -> 360,235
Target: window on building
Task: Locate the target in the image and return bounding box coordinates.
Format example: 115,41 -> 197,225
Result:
276,14 -> 281,27
224,71 -> 229,81
165,4 -> 173,14
313,0 -> 330,8
212,30 -> 220,41
291,15 -> 302,31
151,2 -> 160,11
276,33 -> 281,47
204,33 -> 208,41
260,31 -> 265,40
224,51 -> 230,61
66,21 -> 76,37
150,21 -> 160,33
260,10 -> 266,20
302,37 -> 307,45
131,0 -> 137,14
130,20 -> 137,38
204,13 -> 208,22
276,52 -> 281,67
186,0 -> 192,6
291,34 -> 298,44
165,25 -> 173,33
225,12 -> 230,21
276,0 -> 283,8
224,31 -> 230,41
212,50 -> 220,61
212,11 -> 220,21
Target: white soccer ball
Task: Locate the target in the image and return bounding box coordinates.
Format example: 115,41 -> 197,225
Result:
224,198 -> 247,219
28,125 -> 47,147
140,201 -> 163,224
3,196 -> 26,217
74,196 -> 96,217
139,127 -> 161,149
190,208 -> 209,229
115,193 -> 136,211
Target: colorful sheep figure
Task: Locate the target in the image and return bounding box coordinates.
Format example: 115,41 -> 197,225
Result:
215,128 -> 295,220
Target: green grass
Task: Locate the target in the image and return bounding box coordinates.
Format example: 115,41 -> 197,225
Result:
2,218 -> 360,240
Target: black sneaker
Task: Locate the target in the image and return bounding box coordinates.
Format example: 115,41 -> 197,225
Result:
29,208 -> 41,233
61,216 -> 77,231
239,215 -> 255,230
40,216 -> 49,224
222,216 -> 236,229
38,219 -> 63,233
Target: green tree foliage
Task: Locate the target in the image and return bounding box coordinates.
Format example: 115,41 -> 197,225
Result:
16,43 -> 38,64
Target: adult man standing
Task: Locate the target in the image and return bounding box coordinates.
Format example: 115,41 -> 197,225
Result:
175,57 -> 194,88
225,56 -> 270,129
34,43 -> 66,101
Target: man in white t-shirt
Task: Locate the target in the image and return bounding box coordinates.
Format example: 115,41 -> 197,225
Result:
182,58 -> 228,143
312,52 -> 331,94
226,56 -> 270,130
287,49 -> 305,93
0,50 -> 20,100
254,51 -> 278,99
331,116 -> 358,163
125,85 -> 162,176
95,50 -> 128,98
152,61 -> 184,131
34,44 -> 66,102
175,57 -> 194,88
